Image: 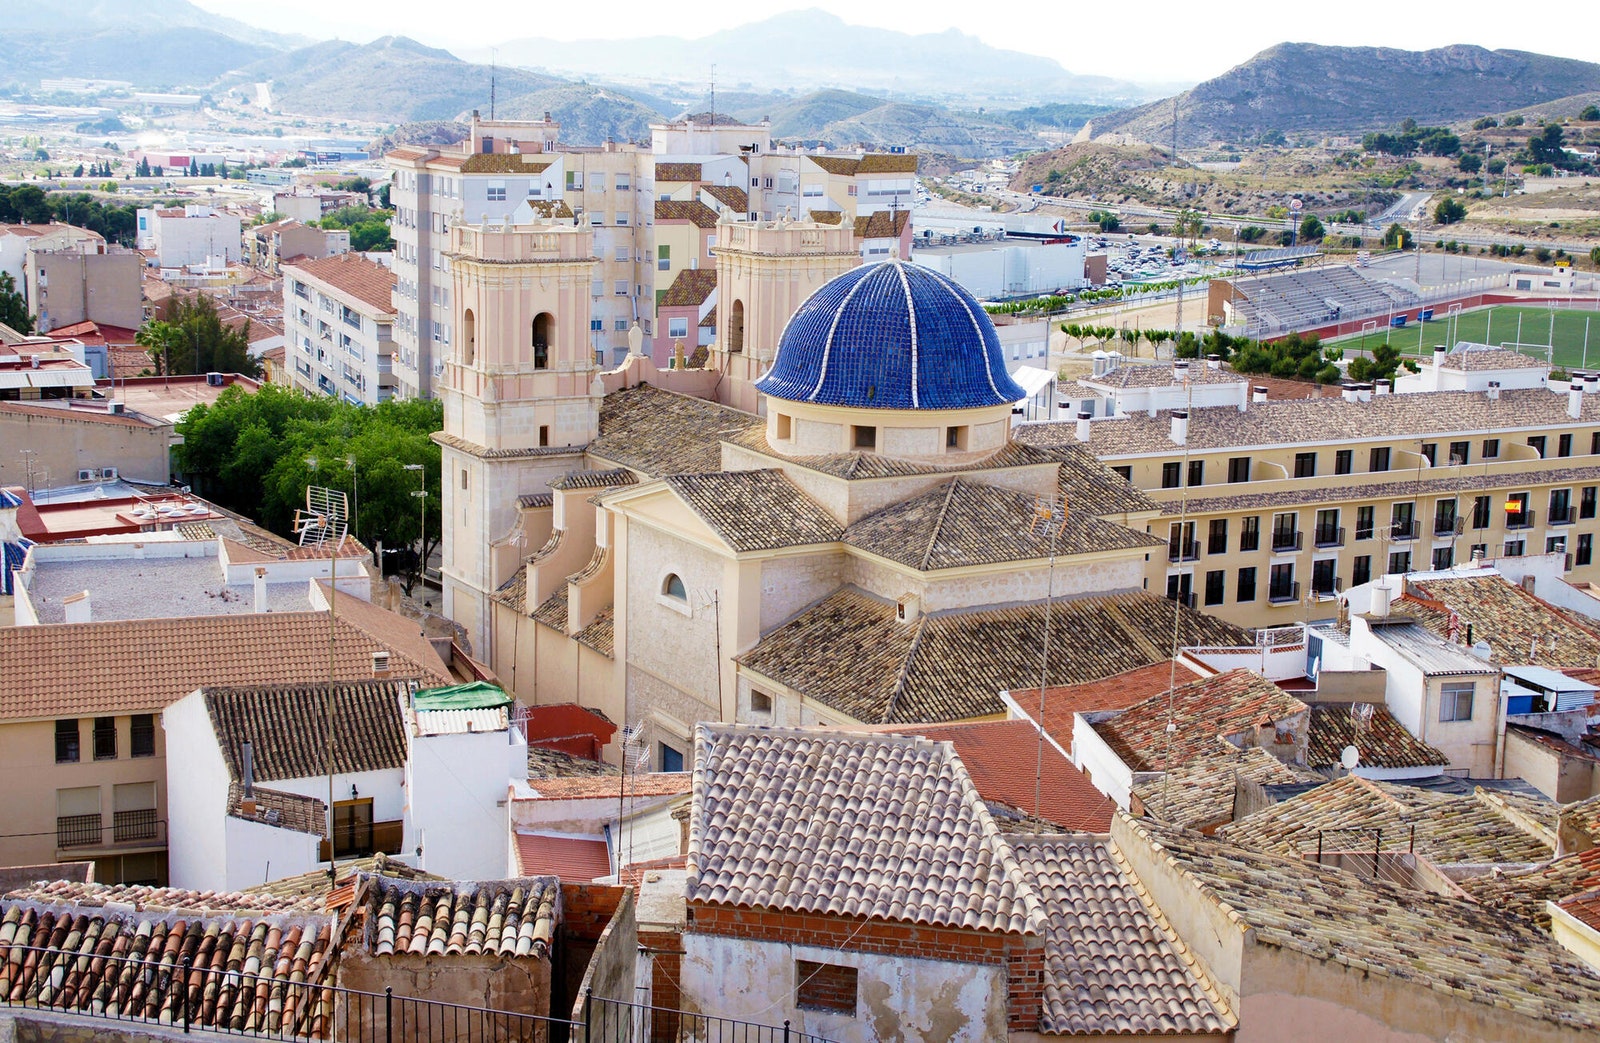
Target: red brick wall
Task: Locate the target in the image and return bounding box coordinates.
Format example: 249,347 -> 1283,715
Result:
795,960 -> 857,1014
639,928 -> 683,1043
560,882 -> 627,941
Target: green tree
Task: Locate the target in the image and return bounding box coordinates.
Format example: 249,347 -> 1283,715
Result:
1348,342 -> 1417,383
1504,115 -> 1525,127
1298,214 -> 1325,241
1434,197 -> 1467,225
1458,153 -> 1482,173
137,295 -> 261,377
1581,105 -> 1600,121
1590,246 -> 1600,266
1382,223 -> 1412,250
0,272 -> 33,334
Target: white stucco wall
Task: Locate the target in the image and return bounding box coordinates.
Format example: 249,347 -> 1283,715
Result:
406,727 -> 524,880
224,815 -> 322,889
162,690 -> 232,890
681,933 -> 1008,1043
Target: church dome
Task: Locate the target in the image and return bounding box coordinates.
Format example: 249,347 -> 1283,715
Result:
755,260 -> 1027,410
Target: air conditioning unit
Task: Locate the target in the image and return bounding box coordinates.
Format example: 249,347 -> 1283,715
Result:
100,467 -> 118,480
77,469 -> 94,482
107,402 -> 125,415
206,372 -> 224,386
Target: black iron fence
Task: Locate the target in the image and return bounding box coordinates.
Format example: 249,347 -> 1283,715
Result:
577,993 -> 841,1043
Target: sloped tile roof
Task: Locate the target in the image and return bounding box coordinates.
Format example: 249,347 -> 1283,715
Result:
1565,792 -> 1600,845
517,492 -> 554,509
654,163 -> 702,182
228,782 -> 326,836
532,586 -> 568,630
661,470 -> 842,552
725,424 -> 1067,480
0,902 -> 335,1033
255,855 -> 444,904
3,880 -> 318,915
550,467 -> 637,491
576,607 -> 615,658
1459,847 -> 1600,929
1010,835 -> 1234,1035
1438,346 -> 1546,371
1078,363 -> 1244,390
1305,703 -> 1449,771
737,588 -> 1250,725
1218,775 -> 1554,865
806,156 -> 860,176
659,268 -> 718,309
702,184 -> 747,211
524,773 -> 690,801
1557,885 -> 1600,932
853,210 -> 909,240
1403,574 -> 1600,668
1133,740 -> 1320,832
858,154 -> 919,174
1017,662 -> 1204,741
842,477 -> 1160,570
588,383 -> 761,477
362,875 -> 557,958
1093,669 -> 1309,773
204,680 -> 412,783
514,834 -> 612,880
0,613 -> 443,722
458,154 -> 551,174
654,200 -> 719,228
1126,816 -> 1600,1032
807,210 -> 844,225
1048,444 -> 1160,515
284,253 -> 396,314
688,724 -> 1045,934
885,720 -> 1113,832
431,431 -> 586,461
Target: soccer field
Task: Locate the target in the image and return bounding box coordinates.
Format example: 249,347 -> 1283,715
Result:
1334,305 -> 1600,370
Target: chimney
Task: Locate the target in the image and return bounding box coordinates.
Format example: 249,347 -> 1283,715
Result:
1432,346 -> 1448,368
1170,409 -> 1189,446
1173,360 -> 1190,384
1375,379 -> 1392,396
1252,385 -> 1268,404
1569,380 -> 1585,420
63,590 -> 91,624
1370,584 -> 1391,618
896,593 -> 922,624
1357,383 -> 1373,403
1487,380 -> 1501,401
253,566 -> 267,613
1585,374 -> 1598,395
240,740 -> 256,817
1206,353 -> 1222,371
1075,410 -> 1092,442
1341,383 -> 1359,404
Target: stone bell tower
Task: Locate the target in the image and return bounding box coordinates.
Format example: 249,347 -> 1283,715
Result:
435,216 -> 601,654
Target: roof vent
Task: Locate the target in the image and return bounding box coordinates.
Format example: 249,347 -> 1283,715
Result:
896,592 -> 922,624
1252,385 -> 1268,404
1487,380 -> 1501,401
372,650 -> 392,676
1170,410 -> 1189,446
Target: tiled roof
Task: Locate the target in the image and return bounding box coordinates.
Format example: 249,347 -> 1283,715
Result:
431,431 -> 585,461
654,162 -> 702,182
520,199 -> 575,220
458,154 -> 551,174
1403,574 -> 1600,668
1133,740 -> 1318,831
1566,792 -> 1600,845
524,773 -> 691,801
1438,345 -> 1546,371
0,613 -> 443,722
550,467 -> 637,491
283,253 -> 396,314
1557,886 -> 1600,932
688,724 -> 1045,934
1094,669 -> 1309,773
204,681 -> 412,783
1010,835 -> 1234,1035
514,834 -> 612,880
576,607 -> 614,658
655,200 -> 719,228
490,559 -> 530,614
702,184 -> 747,211
1017,662 -> 1204,740
314,581 -> 452,679
806,156 -> 860,176
256,854 -> 443,903
229,781 -> 326,835
517,492 -> 553,509
0,902 -> 334,1034
1219,775 -> 1554,865
738,588 -> 1250,725
1305,703 -> 1449,770
659,267 -> 717,309
660,470 -> 842,552
853,210 -> 909,240
1078,363 -> 1246,390
1048,387 -> 1600,457
725,424 -> 1065,481
886,720 -> 1114,832
1129,816 -> 1600,1032
842,477 -> 1161,571
588,384 -> 761,477
1460,848 -> 1600,928
3,880 -> 318,915
532,586 -> 568,630
858,154 -> 920,174
1047,443 -> 1160,515
362,875 -> 557,958
807,210 -> 844,225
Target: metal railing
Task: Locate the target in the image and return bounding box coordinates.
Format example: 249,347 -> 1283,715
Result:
1433,517 -> 1464,537
579,993 -> 842,1043
1268,580 -> 1301,604
1506,509 -> 1537,531
113,808 -> 159,843
55,813 -> 99,848
1270,530 -> 1302,552
1389,520 -> 1420,541
1167,539 -> 1200,563
1313,525 -> 1344,548
1548,506 -> 1576,526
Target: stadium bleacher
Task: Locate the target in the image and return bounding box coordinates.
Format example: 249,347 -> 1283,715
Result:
1227,265 -> 1421,336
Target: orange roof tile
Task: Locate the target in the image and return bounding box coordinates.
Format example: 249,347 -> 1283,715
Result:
525,773 -> 691,801
516,834 -> 612,880
655,163 -> 702,183
654,200 -> 719,228
1020,661 -> 1202,739
284,253 -> 395,314
659,268 -> 717,309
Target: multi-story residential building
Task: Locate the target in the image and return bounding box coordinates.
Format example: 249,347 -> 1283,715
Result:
245,217 -> 351,275
385,113 -> 916,400
135,205 -> 243,268
1019,348 -> 1600,628
283,253 -> 397,404
22,240 -> 142,333
0,222 -> 102,295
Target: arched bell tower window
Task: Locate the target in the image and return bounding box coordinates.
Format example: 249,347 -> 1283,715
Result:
532,312 -> 552,370
462,308 -> 476,365
728,300 -> 745,354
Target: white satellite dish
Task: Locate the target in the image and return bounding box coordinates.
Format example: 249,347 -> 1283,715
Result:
1339,745 -> 1361,771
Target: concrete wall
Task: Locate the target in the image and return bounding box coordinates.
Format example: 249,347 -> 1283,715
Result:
406,727 -> 524,880
338,950 -> 552,1043
161,691 -> 229,889
25,249 -> 142,332
1504,728 -> 1600,802
0,408 -> 174,487
222,813 -> 321,889
564,884 -> 636,1042
622,522 -> 727,736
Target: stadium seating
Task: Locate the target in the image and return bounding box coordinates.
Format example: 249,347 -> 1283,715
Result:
1228,265 -> 1422,336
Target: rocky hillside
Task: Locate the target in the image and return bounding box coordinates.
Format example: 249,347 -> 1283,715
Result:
1091,43 -> 1600,148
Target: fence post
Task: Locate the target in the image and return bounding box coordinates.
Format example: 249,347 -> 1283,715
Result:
385,987 -> 393,1043
180,954 -> 191,1034
784,1020 -> 791,1043
584,987 -> 593,1043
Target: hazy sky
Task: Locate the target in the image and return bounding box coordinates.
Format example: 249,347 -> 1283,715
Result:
195,0 -> 1600,83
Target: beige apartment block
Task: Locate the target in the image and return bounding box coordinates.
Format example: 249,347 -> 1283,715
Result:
23,242 -> 143,333
283,252 -> 397,404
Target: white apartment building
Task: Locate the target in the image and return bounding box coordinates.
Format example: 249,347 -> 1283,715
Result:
384,113 -> 916,399
135,205 -> 243,269
283,253 -> 397,404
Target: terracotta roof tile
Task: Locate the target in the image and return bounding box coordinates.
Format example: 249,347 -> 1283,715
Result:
659,268 -> 717,309
1093,669 -> 1310,773
701,185 -> 747,211
1017,662 -> 1204,740
806,156 -> 859,176
550,468 -> 637,491
1133,740 -> 1320,831
362,875 -> 557,958
654,163 -> 702,183
853,210 -> 909,240
205,680 -> 412,783
807,210 -> 844,225
858,154 -> 919,174
1402,574 -> 1600,668
228,782 -> 326,836
662,470 -> 841,552
1556,885 -> 1600,932
687,724 -> 1046,934
1460,847 -> 1600,928
575,607 -> 614,658
588,384 -> 760,477
284,253 -> 395,314
1306,702 -> 1449,771
430,431 -> 585,461
459,154 -> 551,174
3,880 -> 318,915
514,835 -> 611,880
654,200 -> 719,228
525,773 -> 690,801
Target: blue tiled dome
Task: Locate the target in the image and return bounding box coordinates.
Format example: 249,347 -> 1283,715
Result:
755,260 -> 1027,410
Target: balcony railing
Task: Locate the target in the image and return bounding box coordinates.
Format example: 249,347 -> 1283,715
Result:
1390,520 -> 1421,541
1434,517 -> 1465,537
1507,509 -> 1536,531
57,814 -> 166,850
1313,525 -> 1345,548
1268,580 -> 1301,604
114,808 -> 158,843
1549,506 -> 1576,526
1239,533 -> 1261,553
1271,530 -> 1302,553
56,814 -> 100,848
1168,540 -> 1201,563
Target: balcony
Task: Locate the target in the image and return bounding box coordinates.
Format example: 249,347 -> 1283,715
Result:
1313,526 -> 1345,548
57,814 -> 166,851
1355,524 -> 1375,541
1268,580 -> 1301,605
1434,517 -> 1465,537
1390,520 -> 1421,541
1168,540 -> 1201,563
56,814 -> 100,848
1240,534 -> 1261,553
1549,506 -> 1576,526
1506,510 -> 1537,531
114,808 -> 158,843
1271,530 -> 1303,553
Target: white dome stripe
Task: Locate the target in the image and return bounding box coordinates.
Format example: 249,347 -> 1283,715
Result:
806,268 -> 875,402
946,273 -> 1006,402
893,261 -> 920,409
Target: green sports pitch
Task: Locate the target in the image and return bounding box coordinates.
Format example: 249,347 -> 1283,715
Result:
1335,304 -> 1600,369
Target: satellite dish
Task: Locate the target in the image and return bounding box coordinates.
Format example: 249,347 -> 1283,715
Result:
1339,745 -> 1361,771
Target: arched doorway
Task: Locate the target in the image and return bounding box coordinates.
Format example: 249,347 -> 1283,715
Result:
462,308 -> 476,365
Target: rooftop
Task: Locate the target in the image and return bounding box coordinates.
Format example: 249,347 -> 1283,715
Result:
514,833 -> 612,880
285,253 -> 397,314
1132,740 -> 1320,831
1015,661 -> 1205,740
204,680 -> 414,783
687,724 -> 1044,934
1401,574 -> 1600,668
1437,344 -> 1548,371
1094,668 -> 1309,773
23,550 -> 314,623
1305,702 -> 1450,771
588,383 -> 762,477
659,470 -> 843,552
360,874 -> 557,958
3,878 -> 319,915
654,200 -> 719,228
1079,362 -> 1246,390
1459,847 -> 1600,929
659,267 -> 718,309
1364,619 -> 1501,676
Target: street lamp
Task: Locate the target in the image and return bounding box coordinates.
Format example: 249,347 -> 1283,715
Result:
403,463 -> 425,587
346,455 -> 358,540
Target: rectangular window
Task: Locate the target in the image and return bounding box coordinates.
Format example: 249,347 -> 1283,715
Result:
113,782 -> 157,843
1311,558 -> 1337,596
1583,487 -> 1598,520
796,960 -> 858,1015
1240,515 -> 1260,553
1550,489 -> 1574,525
1388,550 -> 1412,575
130,714 -> 155,758
657,244 -> 671,271
667,317 -> 689,339
660,742 -> 685,773
1434,499 -> 1458,536
1547,535 -> 1567,555
1271,512 -> 1300,552
1227,457 -> 1251,483
1528,435 -> 1547,459
1314,508 -> 1341,547
615,212 -> 629,226
1448,441 -> 1470,466
1432,546 -> 1454,571
1268,563 -> 1296,603
486,183 -> 506,202
1204,569 -> 1226,606
1187,459 -> 1204,487
1169,521 -> 1198,563
1390,502 -> 1415,540
1506,492 -> 1531,529
614,280 -> 628,296
1504,538 -> 1526,557
1335,449 -> 1354,475
750,689 -> 773,713
332,799 -> 374,857
1369,446 -> 1391,472
93,717 -> 116,761
1472,495 -> 1491,529
946,425 -> 969,450
1237,566 -> 1257,602
1165,572 -> 1193,607
55,719 -> 80,763
1483,438 -> 1500,459
56,787 -> 100,848
1579,533 -> 1594,567
1161,462 -> 1181,489
1293,452 -> 1317,478
1439,683 -> 1475,723
1593,431 -> 1600,455
1112,465 -> 1132,482
615,319 -> 630,331
1207,518 -> 1228,555
1560,433 -> 1574,458
1419,442 -> 1437,466
853,425 -> 877,450
1355,505 -> 1375,540
1352,555 -> 1372,587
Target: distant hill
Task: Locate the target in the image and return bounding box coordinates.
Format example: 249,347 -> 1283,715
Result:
0,27 -> 274,89
7,0 -> 309,49
1091,43 -> 1600,148
495,85 -> 663,145
484,9 -> 1158,107
233,37 -> 565,123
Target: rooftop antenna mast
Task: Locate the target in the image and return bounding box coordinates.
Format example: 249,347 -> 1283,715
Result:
1028,493 -> 1068,822
709,64 -> 716,127
490,49 -> 496,120
295,485 -> 349,884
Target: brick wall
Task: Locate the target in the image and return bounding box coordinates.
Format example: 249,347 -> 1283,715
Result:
795,959 -> 857,1013
560,881 -> 627,941
638,929 -> 683,1043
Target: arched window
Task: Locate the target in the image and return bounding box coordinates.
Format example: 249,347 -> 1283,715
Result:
661,573 -> 687,601
462,308 -> 476,366
728,300 -> 745,354
532,312 -> 552,370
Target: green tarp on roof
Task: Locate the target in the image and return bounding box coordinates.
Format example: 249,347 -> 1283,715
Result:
414,681 -> 511,711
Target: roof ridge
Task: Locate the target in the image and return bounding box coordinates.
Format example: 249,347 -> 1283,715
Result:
1474,786 -> 1559,847
947,749 -> 1047,937
919,478 -> 962,571
879,616 -> 928,723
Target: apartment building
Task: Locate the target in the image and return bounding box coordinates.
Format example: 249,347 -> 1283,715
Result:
135,205 -> 243,268
22,240 -> 142,333
283,253 -> 397,404
384,112 -> 916,399
245,217 -> 351,275
1019,350 -> 1600,629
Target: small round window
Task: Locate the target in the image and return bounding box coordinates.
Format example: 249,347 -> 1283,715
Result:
662,573 -> 687,601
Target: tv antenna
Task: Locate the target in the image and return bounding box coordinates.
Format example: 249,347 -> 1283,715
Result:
297,485 -> 350,882
295,486 -> 349,547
